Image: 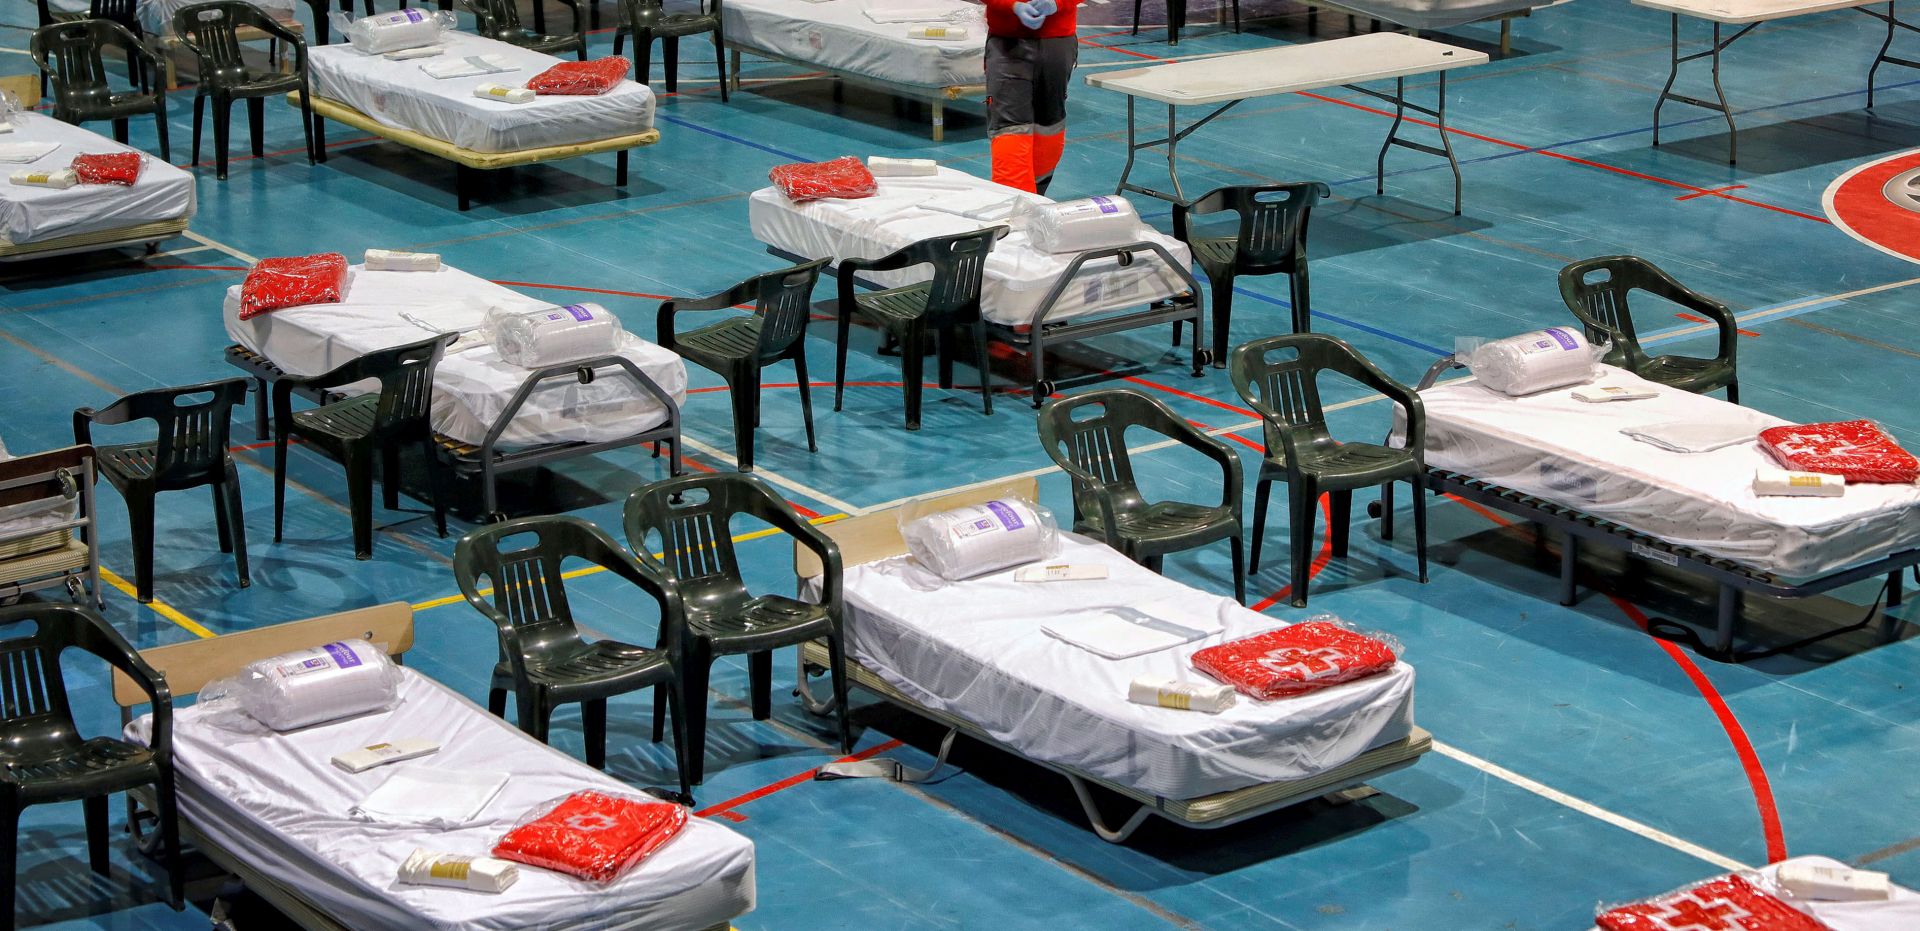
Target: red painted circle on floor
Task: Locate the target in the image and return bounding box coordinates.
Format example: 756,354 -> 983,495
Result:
1824,149 -> 1920,264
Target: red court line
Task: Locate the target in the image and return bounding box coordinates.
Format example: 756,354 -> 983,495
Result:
1077,36 -> 1165,61
695,738 -> 907,820
1676,312 -> 1761,337
1120,373 -> 1258,420
1676,184 -> 1748,202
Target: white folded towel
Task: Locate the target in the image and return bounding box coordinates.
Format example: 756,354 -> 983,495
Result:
869,156 -> 938,177
384,44 -> 444,60
9,168 -> 76,189
1128,676 -> 1236,713
423,54 -> 516,79
1620,415 -> 1774,454
365,248 -> 441,271
0,142 -> 59,164
920,189 -> 1023,222
1042,606 -> 1221,660
350,766 -> 508,828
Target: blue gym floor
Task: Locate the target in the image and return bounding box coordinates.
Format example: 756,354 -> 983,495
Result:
1,0 -> 1917,926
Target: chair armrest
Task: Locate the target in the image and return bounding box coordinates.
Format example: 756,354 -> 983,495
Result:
72,622 -> 173,758
252,13 -> 306,45
1169,418 -> 1244,511
838,244 -> 916,278
72,407 -> 98,446
657,280 -> 756,346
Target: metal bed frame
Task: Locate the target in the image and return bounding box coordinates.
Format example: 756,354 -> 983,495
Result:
774,240 -> 1209,405
725,41 -> 986,142
0,444 -> 100,607
225,344 -> 684,521
788,475 -> 1433,843
1406,356 -> 1919,662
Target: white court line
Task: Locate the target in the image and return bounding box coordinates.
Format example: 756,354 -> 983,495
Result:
676,434 -> 864,516
1432,740 -> 1751,872
1644,276 -> 1920,346
183,230 -> 258,265
153,244 -> 219,258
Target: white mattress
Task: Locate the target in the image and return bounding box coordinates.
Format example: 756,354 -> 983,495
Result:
1402,367 -> 1920,579
750,167 -> 1193,329
0,114 -> 194,247
724,0 -> 985,89
1588,857 -> 1920,931
126,667 -> 755,931
308,34 -> 656,154
223,263 -> 688,448
828,534 -> 1417,799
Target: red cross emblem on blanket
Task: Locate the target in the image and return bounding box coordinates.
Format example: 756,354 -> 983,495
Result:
1254,647 -> 1352,682
1595,874 -> 1833,931
1647,894 -> 1751,930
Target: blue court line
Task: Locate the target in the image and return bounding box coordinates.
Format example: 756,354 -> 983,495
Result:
1232,285 -> 1451,356
653,112 -> 809,162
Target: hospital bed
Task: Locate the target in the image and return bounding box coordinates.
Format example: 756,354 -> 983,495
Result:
222,262 -> 688,519
792,476 -> 1433,842
1399,360 -> 1920,660
1588,857 -> 1920,930
722,0 -> 986,141
751,167 -> 1209,401
112,603 -> 755,931
0,113 -> 194,261
301,33 -> 660,210
0,444 -> 100,606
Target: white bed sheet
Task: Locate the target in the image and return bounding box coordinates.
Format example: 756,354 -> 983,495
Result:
0,114 -> 194,247
724,0 -> 985,89
1401,366 -> 1920,579
827,533 -> 1417,799
750,167 -> 1193,328
308,34 -> 656,154
126,667 -> 755,931
224,264 -> 688,448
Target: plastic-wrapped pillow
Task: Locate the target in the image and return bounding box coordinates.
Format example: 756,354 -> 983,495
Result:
482,302 -> 622,368
769,156 -> 878,204
238,253 -> 349,320
1596,872 -> 1831,930
221,639 -> 402,731
1024,195 -> 1142,254
1460,327 -> 1605,396
70,152 -> 143,186
1190,616 -> 1400,701
333,8 -> 455,54
492,791 -> 688,884
899,496 -> 1060,580
526,57 -> 631,96
1759,420 -> 1919,484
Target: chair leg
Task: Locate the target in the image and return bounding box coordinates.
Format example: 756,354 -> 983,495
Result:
156,771 -> 181,910
213,96 -> 231,180
793,350 -> 818,453
583,698 -> 608,770
273,428 -> 290,543
1726,380 -> 1740,405
1379,482 -> 1394,540
681,643 -> 712,785
112,117 -> 129,144
1411,476 -> 1429,583
727,370 -> 756,472
651,682 -> 666,742
935,324 -> 955,389
712,30 -> 729,103
153,100 -> 170,163
380,442 -> 401,511
127,489 -> 156,604
532,0 -> 546,33
1132,0 -> 1142,34
613,26 -> 625,58
664,673 -> 692,801
662,36 -> 679,94
191,94 -> 204,168
212,482 -> 234,555
902,324 -> 925,431
1210,272 -> 1235,366
488,687 -> 507,718
420,438 -> 448,539
342,447 -> 375,560
1290,266 -> 1312,334
247,96 -> 264,158
1229,533 -> 1246,605
748,650 -> 772,720
0,799 -> 16,926
826,632 -> 851,753
83,794 -> 109,876
223,464 -> 251,588
972,320 -> 993,416
833,308 -> 852,412
1248,477 -> 1272,573
1329,489 -> 1352,558
1289,489 -> 1317,609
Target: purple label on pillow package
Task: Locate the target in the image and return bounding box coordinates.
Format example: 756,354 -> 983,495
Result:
984,500 -> 1026,531
402,8 -> 423,20
1090,196 -> 1120,215
1544,326 -> 1579,350
563,304 -> 593,321
322,641 -> 363,669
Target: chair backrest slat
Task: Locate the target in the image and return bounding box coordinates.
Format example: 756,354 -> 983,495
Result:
753,260 -> 826,360
904,228 -> 1002,322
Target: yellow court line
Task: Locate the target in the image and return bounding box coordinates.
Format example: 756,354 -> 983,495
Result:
99,567 -> 217,640
410,513 -> 849,613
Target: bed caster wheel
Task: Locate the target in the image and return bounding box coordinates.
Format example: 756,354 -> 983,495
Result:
1193,349 -> 1214,374
485,511 -> 508,525
1367,502 -> 1382,519
65,576 -> 83,601
1032,380 -> 1056,407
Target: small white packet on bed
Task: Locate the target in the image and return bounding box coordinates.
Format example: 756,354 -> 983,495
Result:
1571,384 -> 1657,402
1775,862 -> 1890,901
351,766 -> 509,827
1013,564 -> 1108,582
423,55 -> 516,79
1128,676 -> 1236,713
384,45 -> 444,61
10,168 -> 76,189
332,737 -> 440,773
1754,468 -> 1844,497
0,142 -> 58,164
473,83 -> 536,104
1621,417 -> 1769,454
907,24 -> 969,38
868,156 -> 938,177
365,248 -> 442,271
398,848 -> 520,893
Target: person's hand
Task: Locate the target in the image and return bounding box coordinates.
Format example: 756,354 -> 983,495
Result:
1030,0 -> 1057,15
1013,0 -> 1048,28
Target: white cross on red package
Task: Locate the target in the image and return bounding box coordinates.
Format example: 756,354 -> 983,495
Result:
1758,420 -> 1919,484
1596,873 -> 1832,931
1189,617 -> 1400,701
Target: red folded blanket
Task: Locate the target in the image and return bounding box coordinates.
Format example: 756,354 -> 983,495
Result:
237,253 -> 349,321
70,152 -> 142,186
1190,620 -> 1399,701
492,791 -> 687,884
526,57 -> 631,95
1597,874 -> 1831,931
769,156 -> 878,204
1759,420 -> 1919,484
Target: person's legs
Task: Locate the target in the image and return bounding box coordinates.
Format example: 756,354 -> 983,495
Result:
987,37 -> 1039,192
1030,36 -> 1078,195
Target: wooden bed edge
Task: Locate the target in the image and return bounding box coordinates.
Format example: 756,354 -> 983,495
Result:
0,217 -> 191,261
111,602 -> 414,708
290,93 -> 661,169
794,475 -> 1041,577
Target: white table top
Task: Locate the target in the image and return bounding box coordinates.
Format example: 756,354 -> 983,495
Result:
1630,0 -> 1881,24
1085,33 -> 1488,106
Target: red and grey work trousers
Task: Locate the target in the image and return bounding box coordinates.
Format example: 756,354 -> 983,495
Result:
986,35 -> 1077,194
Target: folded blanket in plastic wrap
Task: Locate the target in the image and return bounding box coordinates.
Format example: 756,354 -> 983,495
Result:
238,253 -> 350,320
770,156 -> 878,203
1597,872 -> 1832,931
527,57 -> 631,96
492,791 -> 688,884
1759,420 -> 1920,484
70,152 -> 142,186
1191,618 -> 1400,700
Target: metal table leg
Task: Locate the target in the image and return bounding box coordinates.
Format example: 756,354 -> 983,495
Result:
1112,97 -> 1236,203
1164,103 -> 1184,202
1359,72 -> 1464,214
1653,14 -> 1752,165
1862,1 -> 1920,108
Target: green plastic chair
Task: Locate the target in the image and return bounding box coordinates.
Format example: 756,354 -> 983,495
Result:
454,516 -> 689,797
73,378 -> 251,605
1171,182 -> 1329,366
1558,256 -> 1739,404
834,226 -> 1008,431
271,333 -> 451,561
623,473 -> 848,786
613,0 -> 726,99
173,1 -> 314,180
1229,333 -> 1427,608
460,0 -> 586,59
0,603 -> 180,924
30,20 -> 169,161
658,258 -> 828,472
1036,388 -> 1246,603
